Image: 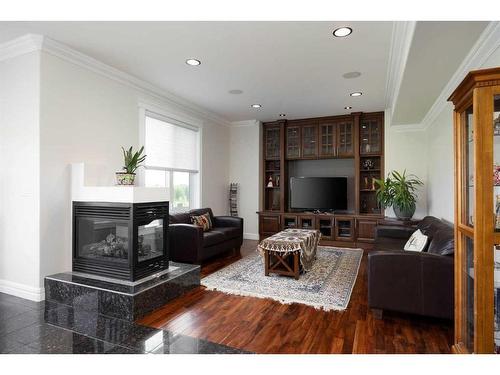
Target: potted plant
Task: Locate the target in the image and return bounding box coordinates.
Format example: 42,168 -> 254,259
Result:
116,146 -> 146,185
374,170 -> 423,220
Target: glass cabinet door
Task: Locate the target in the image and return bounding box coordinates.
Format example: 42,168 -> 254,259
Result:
286,126 -> 301,159
360,118 -> 382,155
301,124 -> 318,158
488,92 -> 500,354
265,127 -> 281,159
466,107 -> 474,227
337,120 -> 354,157
319,123 -> 336,157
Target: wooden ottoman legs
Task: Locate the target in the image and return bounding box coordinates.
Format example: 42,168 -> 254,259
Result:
264,250 -> 300,279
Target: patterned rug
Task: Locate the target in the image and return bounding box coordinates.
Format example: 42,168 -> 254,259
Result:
201,246 -> 363,311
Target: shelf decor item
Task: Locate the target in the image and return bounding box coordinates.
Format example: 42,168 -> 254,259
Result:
267,176 -> 274,188
362,159 -> 375,170
116,146 -> 146,185
494,113 -> 500,136
374,170 -> 423,220
495,164 -> 500,186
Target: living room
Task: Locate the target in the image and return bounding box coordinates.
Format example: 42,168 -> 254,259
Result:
1,0 -> 500,373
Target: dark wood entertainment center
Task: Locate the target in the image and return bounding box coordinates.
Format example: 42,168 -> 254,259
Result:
258,111 -> 385,248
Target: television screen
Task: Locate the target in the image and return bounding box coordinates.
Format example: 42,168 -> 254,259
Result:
290,177 -> 347,210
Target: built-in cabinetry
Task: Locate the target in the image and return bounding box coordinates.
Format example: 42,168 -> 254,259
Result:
260,111 -> 384,247
449,67 -> 500,354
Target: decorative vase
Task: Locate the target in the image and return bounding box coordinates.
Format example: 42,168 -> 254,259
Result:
393,204 -> 416,220
116,172 -> 136,185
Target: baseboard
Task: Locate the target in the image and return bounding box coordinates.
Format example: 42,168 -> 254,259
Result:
0,279 -> 45,302
243,233 -> 259,240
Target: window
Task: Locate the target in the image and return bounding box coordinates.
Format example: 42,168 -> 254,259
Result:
143,111 -> 200,212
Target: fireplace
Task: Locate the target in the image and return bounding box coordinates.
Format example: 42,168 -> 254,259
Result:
72,201 -> 169,281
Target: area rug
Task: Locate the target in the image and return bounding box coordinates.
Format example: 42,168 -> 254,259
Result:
201,246 -> 363,311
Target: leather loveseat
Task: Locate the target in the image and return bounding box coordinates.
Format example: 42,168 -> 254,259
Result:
169,208 -> 243,264
368,216 -> 454,320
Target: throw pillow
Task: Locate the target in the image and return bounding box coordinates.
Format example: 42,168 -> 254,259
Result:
191,212 -> 213,232
404,229 -> 429,252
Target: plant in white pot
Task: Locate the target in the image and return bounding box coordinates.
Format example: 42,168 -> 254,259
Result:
116,146 -> 146,186
374,170 -> 423,220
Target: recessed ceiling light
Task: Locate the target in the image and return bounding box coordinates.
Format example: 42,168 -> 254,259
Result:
279,113 -> 286,117
350,92 -> 363,97
185,59 -> 201,66
229,89 -> 243,95
342,71 -> 361,79
251,104 -> 262,109
333,27 -> 352,37
344,106 -> 352,110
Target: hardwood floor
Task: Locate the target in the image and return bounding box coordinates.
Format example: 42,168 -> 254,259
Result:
138,240 -> 453,354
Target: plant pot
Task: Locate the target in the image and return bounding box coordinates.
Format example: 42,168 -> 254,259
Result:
116,172 -> 136,185
393,204 -> 416,220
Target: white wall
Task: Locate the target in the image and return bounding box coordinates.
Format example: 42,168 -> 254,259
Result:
384,114 -> 428,219
229,120 -> 260,239
0,51 -> 42,299
424,103 -> 454,222
0,40 -> 231,300
424,44 -> 500,223
38,51 -> 231,285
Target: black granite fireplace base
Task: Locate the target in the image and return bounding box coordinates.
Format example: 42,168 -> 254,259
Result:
44,262 -> 200,321
0,292 -> 249,354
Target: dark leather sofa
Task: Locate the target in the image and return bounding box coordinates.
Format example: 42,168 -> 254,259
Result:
368,216 -> 454,320
169,208 -> 243,264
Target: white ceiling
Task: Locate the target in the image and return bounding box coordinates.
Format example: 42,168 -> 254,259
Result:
0,21 -> 490,124
0,21 -> 393,122
392,21 -> 488,125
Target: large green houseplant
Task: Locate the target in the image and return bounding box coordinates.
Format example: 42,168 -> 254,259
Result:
374,170 -> 423,220
116,146 -> 146,185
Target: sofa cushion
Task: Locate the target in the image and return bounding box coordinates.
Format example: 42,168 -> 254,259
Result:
212,227 -> 240,240
169,212 -> 191,224
191,212 -> 213,232
202,231 -> 226,247
375,237 -> 407,252
189,208 -> 215,223
427,228 -> 454,256
404,229 -> 429,252
417,216 -> 448,238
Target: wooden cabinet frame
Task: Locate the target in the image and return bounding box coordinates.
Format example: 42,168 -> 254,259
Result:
449,67 -> 500,354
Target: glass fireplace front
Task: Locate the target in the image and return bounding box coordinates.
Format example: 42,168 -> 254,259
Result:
137,218 -> 164,262
73,201 -> 169,281
77,217 -> 130,263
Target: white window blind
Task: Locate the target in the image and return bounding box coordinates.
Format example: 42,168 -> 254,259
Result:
145,112 -> 199,171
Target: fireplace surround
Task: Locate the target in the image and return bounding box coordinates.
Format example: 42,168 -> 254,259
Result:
72,201 -> 169,281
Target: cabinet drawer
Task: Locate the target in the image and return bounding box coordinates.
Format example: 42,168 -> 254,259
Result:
356,219 -> 378,242
259,214 -> 281,234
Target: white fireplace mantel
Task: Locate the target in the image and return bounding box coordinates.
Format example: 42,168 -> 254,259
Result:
71,163 -> 170,203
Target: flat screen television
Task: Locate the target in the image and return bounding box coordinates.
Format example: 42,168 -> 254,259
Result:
290,177 -> 347,210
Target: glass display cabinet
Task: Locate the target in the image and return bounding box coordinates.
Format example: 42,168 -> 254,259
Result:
449,67 -> 500,354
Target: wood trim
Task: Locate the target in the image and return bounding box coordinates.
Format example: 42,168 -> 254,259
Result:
450,68 -> 500,354
457,223 -> 474,237
472,86 -> 494,353
354,113 -> 361,214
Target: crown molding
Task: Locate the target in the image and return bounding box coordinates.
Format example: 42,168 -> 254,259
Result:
230,120 -> 260,127
0,34 -> 43,62
384,21 -> 416,118
421,21 -> 500,130
0,33 -> 231,127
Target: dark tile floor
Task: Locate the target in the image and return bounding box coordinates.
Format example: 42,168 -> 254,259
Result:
0,292 -> 248,354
